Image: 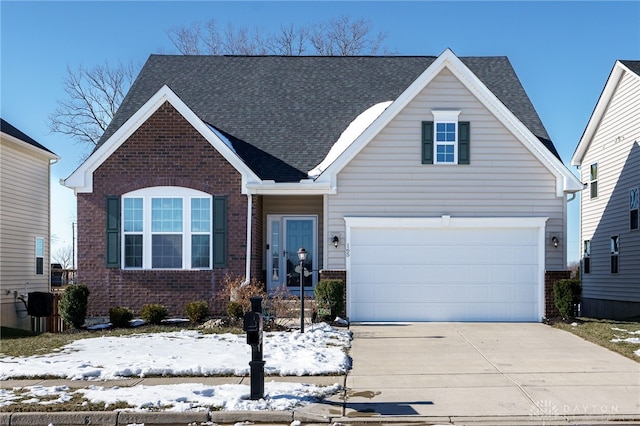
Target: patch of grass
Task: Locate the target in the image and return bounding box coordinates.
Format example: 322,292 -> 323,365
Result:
0,324 -> 242,357
0,391 -> 132,412
553,317 -> 640,361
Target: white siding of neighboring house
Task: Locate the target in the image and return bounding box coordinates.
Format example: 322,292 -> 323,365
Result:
0,136 -> 52,330
579,69 -> 640,305
327,68 -> 566,271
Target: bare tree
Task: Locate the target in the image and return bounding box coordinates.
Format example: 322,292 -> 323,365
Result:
168,15 -> 388,56
52,245 -> 74,270
52,16 -> 390,153
309,15 -> 386,55
48,61 -> 137,149
263,24 -> 306,55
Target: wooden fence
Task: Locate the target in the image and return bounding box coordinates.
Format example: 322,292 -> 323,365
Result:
46,289 -> 69,333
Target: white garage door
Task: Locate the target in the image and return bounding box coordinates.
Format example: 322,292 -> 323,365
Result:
347,217 -> 545,322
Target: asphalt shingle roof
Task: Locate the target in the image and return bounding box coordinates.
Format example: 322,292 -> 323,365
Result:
620,60 -> 640,76
1,118 -> 56,156
99,55 -> 559,181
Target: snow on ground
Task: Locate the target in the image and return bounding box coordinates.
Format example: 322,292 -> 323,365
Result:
611,327 -> 640,357
0,382 -> 342,412
0,323 -> 350,411
0,323 -> 351,380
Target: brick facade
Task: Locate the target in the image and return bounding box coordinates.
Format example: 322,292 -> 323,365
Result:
544,270 -> 571,319
77,102 -> 253,317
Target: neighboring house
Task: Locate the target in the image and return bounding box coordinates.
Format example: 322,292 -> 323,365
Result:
571,60 -> 640,320
64,49 -> 582,322
1,118 -> 58,330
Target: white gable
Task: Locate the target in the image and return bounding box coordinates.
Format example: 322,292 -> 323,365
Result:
571,61 -> 640,166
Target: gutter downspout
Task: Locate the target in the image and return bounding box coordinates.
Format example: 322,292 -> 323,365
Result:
244,193 -> 252,285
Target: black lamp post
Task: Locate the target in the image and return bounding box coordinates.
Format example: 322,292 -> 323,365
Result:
297,247 -> 307,333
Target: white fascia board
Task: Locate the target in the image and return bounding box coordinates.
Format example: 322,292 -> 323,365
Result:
316,48 -> 581,196
571,61 -> 627,167
1,133 -> 59,161
63,85 -> 260,194
246,179 -> 336,195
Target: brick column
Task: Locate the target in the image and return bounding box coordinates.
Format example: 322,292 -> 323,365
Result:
545,270 -> 571,319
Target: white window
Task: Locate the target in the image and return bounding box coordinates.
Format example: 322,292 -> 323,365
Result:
583,240 -> 591,274
590,163 -> 598,198
122,187 -> 212,270
432,110 -> 461,164
610,235 -> 619,274
35,237 -> 44,275
630,188 -> 639,230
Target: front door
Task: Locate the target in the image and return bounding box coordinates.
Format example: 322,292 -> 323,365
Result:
267,215 -> 317,295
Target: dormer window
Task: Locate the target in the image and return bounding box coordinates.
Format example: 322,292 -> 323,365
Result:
422,110 -> 470,165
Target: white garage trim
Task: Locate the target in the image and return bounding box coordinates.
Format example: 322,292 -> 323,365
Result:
344,216 -> 548,322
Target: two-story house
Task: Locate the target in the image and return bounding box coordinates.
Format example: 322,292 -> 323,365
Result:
571,60 -> 640,319
64,49 -> 582,322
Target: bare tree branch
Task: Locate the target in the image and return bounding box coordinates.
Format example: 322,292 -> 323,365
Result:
52,15 -> 390,153
48,61 -> 136,149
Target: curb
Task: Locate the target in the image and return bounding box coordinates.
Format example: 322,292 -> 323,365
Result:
0,410 -> 333,425
2,411 -> 639,425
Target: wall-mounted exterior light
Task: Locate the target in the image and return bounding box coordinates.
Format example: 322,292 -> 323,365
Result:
552,236 -> 559,248
332,235 -> 339,248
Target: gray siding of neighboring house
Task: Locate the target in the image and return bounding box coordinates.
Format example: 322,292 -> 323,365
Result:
579,69 -> 640,318
326,68 -> 566,271
0,136 -> 52,329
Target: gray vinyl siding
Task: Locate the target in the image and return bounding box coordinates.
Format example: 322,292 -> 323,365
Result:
0,136 -> 51,327
580,70 -> 640,303
327,68 -> 566,271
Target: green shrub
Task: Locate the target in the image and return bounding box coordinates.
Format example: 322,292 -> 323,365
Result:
59,284 -> 90,328
227,301 -> 244,319
185,301 -> 209,324
553,279 -> 581,319
140,304 -> 168,325
109,307 -> 133,328
315,279 -> 345,320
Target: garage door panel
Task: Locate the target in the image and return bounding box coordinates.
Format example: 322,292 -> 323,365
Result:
348,225 -> 542,322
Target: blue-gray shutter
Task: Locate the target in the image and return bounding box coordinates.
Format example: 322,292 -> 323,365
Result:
106,196 -> 120,268
213,196 -> 227,268
422,121 -> 434,164
458,121 -> 470,165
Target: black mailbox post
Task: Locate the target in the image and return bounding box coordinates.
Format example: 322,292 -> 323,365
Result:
243,296 -> 265,400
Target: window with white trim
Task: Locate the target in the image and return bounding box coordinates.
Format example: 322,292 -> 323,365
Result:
35,237 -> 44,275
630,188 -> 639,230
590,163 -> 598,198
433,110 -> 460,164
583,240 -> 591,274
122,187 -> 212,270
610,235 -> 619,274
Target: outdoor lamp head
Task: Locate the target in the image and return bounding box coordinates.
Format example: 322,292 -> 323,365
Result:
552,236 -> 559,248
332,235 -> 339,248
297,247 -> 307,261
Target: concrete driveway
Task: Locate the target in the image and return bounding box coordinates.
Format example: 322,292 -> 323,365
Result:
319,322 -> 640,424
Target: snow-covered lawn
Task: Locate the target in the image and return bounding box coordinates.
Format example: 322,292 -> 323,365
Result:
611,327 -> 640,357
0,323 -> 351,412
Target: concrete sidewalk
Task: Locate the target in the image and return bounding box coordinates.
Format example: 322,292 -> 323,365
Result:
1,323 -> 639,425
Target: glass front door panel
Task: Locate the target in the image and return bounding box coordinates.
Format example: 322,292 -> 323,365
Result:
267,216 -> 316,292
271,221 -> 280,282
285,219 -> 314,287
